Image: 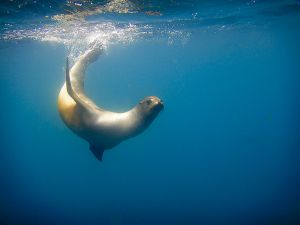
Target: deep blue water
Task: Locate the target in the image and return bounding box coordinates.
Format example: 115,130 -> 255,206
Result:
1,1 -> 300,225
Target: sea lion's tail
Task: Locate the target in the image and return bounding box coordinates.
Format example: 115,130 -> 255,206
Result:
65,57 -> 91,110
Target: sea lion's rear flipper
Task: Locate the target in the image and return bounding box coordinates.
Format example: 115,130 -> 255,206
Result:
65,57 -> 91,110
89,144 -> 105,161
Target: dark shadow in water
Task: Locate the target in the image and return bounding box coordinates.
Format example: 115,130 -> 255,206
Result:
261,3 -> 300,17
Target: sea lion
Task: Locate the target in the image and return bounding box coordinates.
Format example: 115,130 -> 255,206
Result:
57,46 -> 164,161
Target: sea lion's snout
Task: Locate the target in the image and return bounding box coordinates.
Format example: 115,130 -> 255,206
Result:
151,97 -> 164,112
155,99 -> 164,110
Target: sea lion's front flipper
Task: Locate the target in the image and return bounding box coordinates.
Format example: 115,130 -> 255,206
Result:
65,57 -> 91,111
89,144 -> 105,161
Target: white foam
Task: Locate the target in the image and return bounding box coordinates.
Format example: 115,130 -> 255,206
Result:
1,15 -> 190,63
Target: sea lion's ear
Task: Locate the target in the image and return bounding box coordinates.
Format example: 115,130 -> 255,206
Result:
89,144 -> 104,161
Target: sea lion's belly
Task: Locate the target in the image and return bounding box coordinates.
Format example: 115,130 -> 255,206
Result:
57,85 -> 81,130
58,86 -> 128,147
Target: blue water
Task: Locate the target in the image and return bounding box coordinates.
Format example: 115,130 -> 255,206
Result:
1,1 -> 300,225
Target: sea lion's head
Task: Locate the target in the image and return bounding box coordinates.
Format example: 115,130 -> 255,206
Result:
139,96 -> 164,120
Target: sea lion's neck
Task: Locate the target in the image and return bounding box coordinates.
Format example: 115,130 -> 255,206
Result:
122,105 -> 154,137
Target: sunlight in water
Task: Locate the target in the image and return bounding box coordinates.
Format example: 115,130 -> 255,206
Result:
1,17 -> 189,63
0,1 -> 191,64
2,20 -> 141,62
